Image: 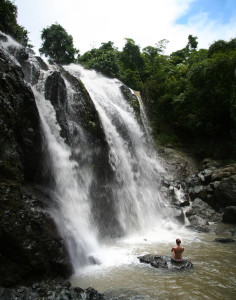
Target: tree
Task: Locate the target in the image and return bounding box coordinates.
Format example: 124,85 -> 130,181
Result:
121,38 -> 144,71
79,41 -> 121,78
0,0 -> 31,47
120,39 -> 144,89
39,23 -> 78,64
187,34 -> 198,51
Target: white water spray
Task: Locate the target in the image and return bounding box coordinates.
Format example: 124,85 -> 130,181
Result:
65,65 -> 170,235
32,67 -> 99,268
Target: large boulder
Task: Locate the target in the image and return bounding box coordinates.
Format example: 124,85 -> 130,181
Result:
214,175 -> 236,207
0,184 -> 72,287
185,198 -> 222,223
211,164 -> 236,182
188,185 -> 208,201
138,254 -> 193,270
222,206 -> 236,224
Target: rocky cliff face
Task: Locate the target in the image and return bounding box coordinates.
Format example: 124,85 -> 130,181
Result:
0,37 -> 72,287
0,32 -> 119,287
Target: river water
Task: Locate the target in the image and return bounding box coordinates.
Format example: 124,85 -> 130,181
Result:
71,223 -> 236,300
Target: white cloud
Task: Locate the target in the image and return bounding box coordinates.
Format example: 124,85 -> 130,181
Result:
168,10 -> 236,53
14,0 -> 235,55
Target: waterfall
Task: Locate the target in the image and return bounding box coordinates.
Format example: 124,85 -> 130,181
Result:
1,34 -> 172,270
33,84 -> 99,269
64,65 -> 169,235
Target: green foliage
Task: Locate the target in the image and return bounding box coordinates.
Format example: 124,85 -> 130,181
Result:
38,28 -> 235,157
141,36 -> 236,157
208,40 -> 228,57
119,39 -> 145,89
79,41 -> 121,78
0,0 -> 31,48
121,38 -> 144,70
170,48 -> 189,65
187,34 -> 198,51
39,23 -> 78,64
155,133 -> 181,147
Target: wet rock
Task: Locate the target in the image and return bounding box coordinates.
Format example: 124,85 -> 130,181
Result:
0,33 -> 8,42
179,200 -> 190,207
120,84 -> 141,118
222,206 -> 236,224
44,71 -> 69,140
0,47 -> 42,182
214,175 -> 236,207
170,206 -> 185,224
198,171 -> 206,182
214,238 -> 235,243
188,185 -> 208,201
187,215 -> 209,227
0,281 -> 105,300
88,256 -> 101,265
185,198 -> 222,224
35,56 -> 49,71
138,254 -> 193,270
202,158 -> 217,169
0,186 -> 72,287
210,164 -> 236,181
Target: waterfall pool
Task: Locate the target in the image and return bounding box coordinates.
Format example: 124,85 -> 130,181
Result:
71,224 -> 236,300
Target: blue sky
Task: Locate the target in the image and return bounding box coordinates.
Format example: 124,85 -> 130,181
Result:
13,0 -> 236,55
177,0 -> 236,25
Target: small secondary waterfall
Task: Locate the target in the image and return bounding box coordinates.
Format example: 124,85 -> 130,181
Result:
33,84 -> 99,269
1,34 -> 172,269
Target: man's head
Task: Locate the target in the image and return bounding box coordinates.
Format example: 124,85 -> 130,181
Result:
176,238 -> 181,245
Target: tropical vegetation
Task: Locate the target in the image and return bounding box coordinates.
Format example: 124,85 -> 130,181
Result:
78,35 -> 236,158
1,0 -> 235,158
0,0 -> 32,49
39,23 -> 79,64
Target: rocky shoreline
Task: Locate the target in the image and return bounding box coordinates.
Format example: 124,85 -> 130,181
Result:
159,146 -> 236,234
0,281 -> 105,300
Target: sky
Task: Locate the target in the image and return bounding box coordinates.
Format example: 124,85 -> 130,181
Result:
14,0 -> 236,55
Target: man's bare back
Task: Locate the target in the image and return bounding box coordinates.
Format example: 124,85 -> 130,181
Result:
171,239 -> 184,261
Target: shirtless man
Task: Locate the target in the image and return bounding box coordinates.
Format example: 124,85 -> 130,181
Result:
171,238 -> 184,262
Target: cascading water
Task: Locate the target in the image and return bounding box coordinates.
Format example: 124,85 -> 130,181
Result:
64,65 -> 170,235
1,33 -> 173,269
32,84 -> 99,269
0,34 -> 99,268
